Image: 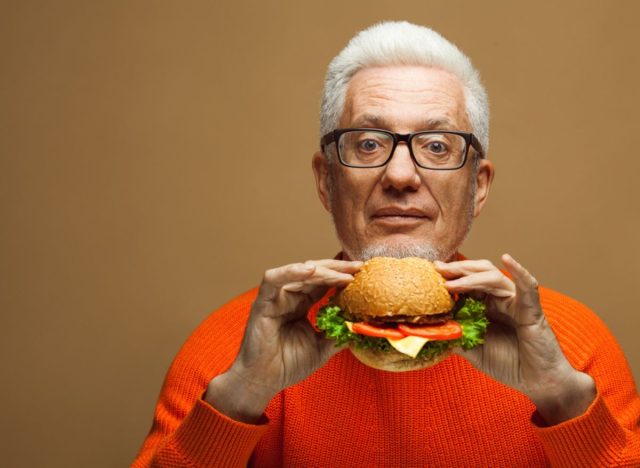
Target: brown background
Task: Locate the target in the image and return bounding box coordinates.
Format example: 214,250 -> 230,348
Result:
1,1 -> 638,466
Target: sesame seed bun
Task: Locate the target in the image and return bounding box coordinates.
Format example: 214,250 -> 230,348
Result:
335,257 -> 454,319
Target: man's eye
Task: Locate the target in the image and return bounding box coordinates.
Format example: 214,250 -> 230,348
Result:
426,141 -> 448,154
359,139 -> 380,152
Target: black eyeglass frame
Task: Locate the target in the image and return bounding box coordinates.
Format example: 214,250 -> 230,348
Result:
320,128 -> 484,170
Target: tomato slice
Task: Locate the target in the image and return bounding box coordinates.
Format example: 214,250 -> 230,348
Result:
397,321 -> 463,340
351,322 -> 406,340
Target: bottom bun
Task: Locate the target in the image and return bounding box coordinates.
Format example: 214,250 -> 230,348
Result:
349,344 -> 452,372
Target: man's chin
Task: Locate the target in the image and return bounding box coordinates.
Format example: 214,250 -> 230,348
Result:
345,242 -> 455,262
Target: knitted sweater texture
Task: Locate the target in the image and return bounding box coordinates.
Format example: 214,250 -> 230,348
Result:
133,286 -> 640,467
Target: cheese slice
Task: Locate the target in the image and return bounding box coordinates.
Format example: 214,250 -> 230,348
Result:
345,321 -> 354,332
387,336 -> 429,358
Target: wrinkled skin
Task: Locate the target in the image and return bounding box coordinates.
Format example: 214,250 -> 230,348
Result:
436,255 -> 595,425
205,259 -> 360,422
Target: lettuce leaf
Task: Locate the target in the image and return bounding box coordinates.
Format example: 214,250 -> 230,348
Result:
315,297 -> 488,358
453,297 -> 489,350
315,305 -> 352,346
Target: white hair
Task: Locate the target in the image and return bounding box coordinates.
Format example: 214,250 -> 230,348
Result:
320,21 -> 490,154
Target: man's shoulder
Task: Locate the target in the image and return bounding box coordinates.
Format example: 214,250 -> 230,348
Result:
176,287 -> 259,357
217,287 -> 260,312
165,287 -> 260,380
538,285 -> 610,324
203,287 -> 260,329
538,285 -> 613,364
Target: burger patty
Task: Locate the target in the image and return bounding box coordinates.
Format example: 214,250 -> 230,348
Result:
348,310 -> 454,326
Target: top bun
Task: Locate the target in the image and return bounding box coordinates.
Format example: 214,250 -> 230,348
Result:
335,257 -> 453,318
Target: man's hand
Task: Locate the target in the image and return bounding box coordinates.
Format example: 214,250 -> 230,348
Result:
435,254 -> 596,425
204,259 -> 362,423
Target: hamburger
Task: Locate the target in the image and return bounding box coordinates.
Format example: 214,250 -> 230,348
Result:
316,257 -> 488,372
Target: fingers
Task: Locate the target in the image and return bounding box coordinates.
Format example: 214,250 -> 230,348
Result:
259,263 -> 314,300
438,255 -> 543,327
259,260 -> 362,301
439,255 -> 538,298
436,260 -> 515,298
444,270 -> 515,298
280,261 -> 362,294
500,254 -> 540,305
304,258 -> 363,274
435,259 -> 496,278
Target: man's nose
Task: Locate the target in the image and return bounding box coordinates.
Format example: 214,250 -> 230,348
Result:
380,142 -> 421,192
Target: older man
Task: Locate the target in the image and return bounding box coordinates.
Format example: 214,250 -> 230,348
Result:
133,22 -> 640,467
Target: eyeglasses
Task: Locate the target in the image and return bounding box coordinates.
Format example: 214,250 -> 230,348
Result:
320,128 -> 484,170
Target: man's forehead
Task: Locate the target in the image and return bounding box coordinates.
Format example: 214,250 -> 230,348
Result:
348,64 -> 462,86
349,114 -> 456,130
340,65 -> 468,130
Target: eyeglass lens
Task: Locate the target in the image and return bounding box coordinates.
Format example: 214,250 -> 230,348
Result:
338,130 -> 466,168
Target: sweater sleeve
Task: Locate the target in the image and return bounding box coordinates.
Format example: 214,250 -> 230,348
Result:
132,288 -> 277,468
142,400 -> 270,467
533,288 -> 640,466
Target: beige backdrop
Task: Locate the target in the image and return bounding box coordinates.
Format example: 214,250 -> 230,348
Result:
1,1 -> 638,466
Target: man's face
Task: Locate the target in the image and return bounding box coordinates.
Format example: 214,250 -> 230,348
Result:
313,66 -> 494,261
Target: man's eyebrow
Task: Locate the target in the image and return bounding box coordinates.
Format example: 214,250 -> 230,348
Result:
420,118 -> 453,130
349,114 -> 389,128
348,115 -> 455,130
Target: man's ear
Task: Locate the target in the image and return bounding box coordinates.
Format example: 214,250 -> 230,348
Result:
473,158 -> 495,217
312,151 -> 332,212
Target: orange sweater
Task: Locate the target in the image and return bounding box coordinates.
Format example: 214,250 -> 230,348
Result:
133,286 -> 640,467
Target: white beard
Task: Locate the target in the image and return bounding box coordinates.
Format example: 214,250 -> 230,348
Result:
345,242 -> 455,262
